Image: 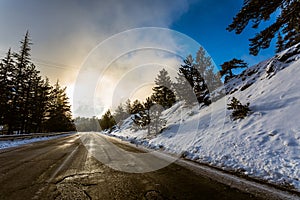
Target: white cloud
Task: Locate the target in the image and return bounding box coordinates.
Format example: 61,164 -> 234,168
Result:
0,0 -> 199,117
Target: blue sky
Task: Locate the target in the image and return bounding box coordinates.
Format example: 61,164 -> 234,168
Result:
171,0 -> 275,68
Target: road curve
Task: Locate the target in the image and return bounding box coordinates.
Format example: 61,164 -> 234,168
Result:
0,132 -> 285,199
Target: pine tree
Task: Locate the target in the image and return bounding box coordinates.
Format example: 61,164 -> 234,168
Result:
276,32 -> 285,53
220,59 -> 248,83
143,97 -> 154,134
125,99 -> 132,114
174,55 -> 212,106
195,47 -> 222,91
130,99 -> 150,128
131,100 -> 144,114
44,81 -> 75,132
0,49 -> 15,132
174,55 -> 197,105
8,31 -> 33,134
35,77 -> 52,132
152,69 -> 176,108
148,104 -> 165,135
173,74 -> 196,105
227,0 -> 300,55
0,33 -> 75,134
113,103 -> 129,125
99,110 -> 116,131
227,97 -> 251,120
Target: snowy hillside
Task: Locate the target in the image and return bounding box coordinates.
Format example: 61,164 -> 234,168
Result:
104,44 -> 300,191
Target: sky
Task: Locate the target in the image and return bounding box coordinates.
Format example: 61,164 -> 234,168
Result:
0,0 -> 276,117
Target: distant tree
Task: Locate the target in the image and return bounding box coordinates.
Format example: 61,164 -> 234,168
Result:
143,97 -> 154,134
148,104 -> 165,135
152,68 -> 176,108
174,55 -> 212,106
74,116 -> 101,132
125,99 -> 132,114
143,97 -> 154,111
195,47 -> 222,91
220,59 -> 248,83
227,0 -> 300,55
227,97 -> 251,120
173,56 -> 197,106
131,100 -> 144,114
131,99 -> 147,127
131,97 -> 165,135
113,103 -> 129,125
99,110 -> 116,131
276,32 -> 285,53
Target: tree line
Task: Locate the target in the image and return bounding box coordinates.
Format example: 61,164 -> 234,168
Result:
0,32 -> 75,134
89,47 -> 225,135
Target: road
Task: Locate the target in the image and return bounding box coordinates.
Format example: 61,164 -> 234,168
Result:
0,132 -> 288,200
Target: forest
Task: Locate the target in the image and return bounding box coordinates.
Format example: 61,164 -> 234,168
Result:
0,32 -> 75,134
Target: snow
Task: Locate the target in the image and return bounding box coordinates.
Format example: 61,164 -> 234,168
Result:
0,134 -> 71,150
103,44 -> 300,191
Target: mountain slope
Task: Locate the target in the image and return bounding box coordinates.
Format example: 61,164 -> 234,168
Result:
106,44 -> 300,191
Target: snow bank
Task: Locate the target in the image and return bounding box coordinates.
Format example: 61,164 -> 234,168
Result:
105,44 -> 300,191
0,134 -> 71,150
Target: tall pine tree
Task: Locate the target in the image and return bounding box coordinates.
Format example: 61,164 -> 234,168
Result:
227,0 -> 300,55
220,59 -> 248,83
152,68 -> 176,108
44,81 -> 75,132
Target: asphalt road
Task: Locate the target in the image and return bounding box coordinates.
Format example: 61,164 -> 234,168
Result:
0,132 -> 265,200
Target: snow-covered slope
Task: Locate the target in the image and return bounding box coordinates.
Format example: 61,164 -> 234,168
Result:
106,44 -> 300,191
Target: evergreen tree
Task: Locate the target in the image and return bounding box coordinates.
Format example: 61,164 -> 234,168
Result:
8,31 -> 33,134
227,0 -> 300,55
113,103 -> 129,125
195,47 -> 222,91
74,117 -> 101,132
143,97 -> 154,134
130,99 -> 152,128
174,55 -> 211,106
152,68 -> 176,108
44,81 -> 75,132
148,104 -> 165,135
173,74 -> 196,105
0,49 -> 15,132
276,32 -> 285,53
144,97 -> 154,111
32,77 -> 52,133
227,97 -> 251,120
99,110 -> 116,131
125,99 -> 132,114
220,59 -> 248,83
0,32 -> 75,134
131,99 -> 144,114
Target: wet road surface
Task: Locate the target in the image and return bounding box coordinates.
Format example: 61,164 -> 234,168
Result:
0,132 -> 263,200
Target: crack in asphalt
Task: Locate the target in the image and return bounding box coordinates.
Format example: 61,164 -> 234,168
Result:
54,171 -> 103,184
54,172 -> 103,200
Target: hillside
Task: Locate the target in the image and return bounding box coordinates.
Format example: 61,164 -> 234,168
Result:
104,43 -> 300,191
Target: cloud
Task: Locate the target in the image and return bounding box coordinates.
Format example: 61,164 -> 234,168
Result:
72,27 -> 203,117
0,0 -> 198,117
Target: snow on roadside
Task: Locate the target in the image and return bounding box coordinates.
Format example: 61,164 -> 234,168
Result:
104,44 -> 300,191
0,134 -> 71,150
